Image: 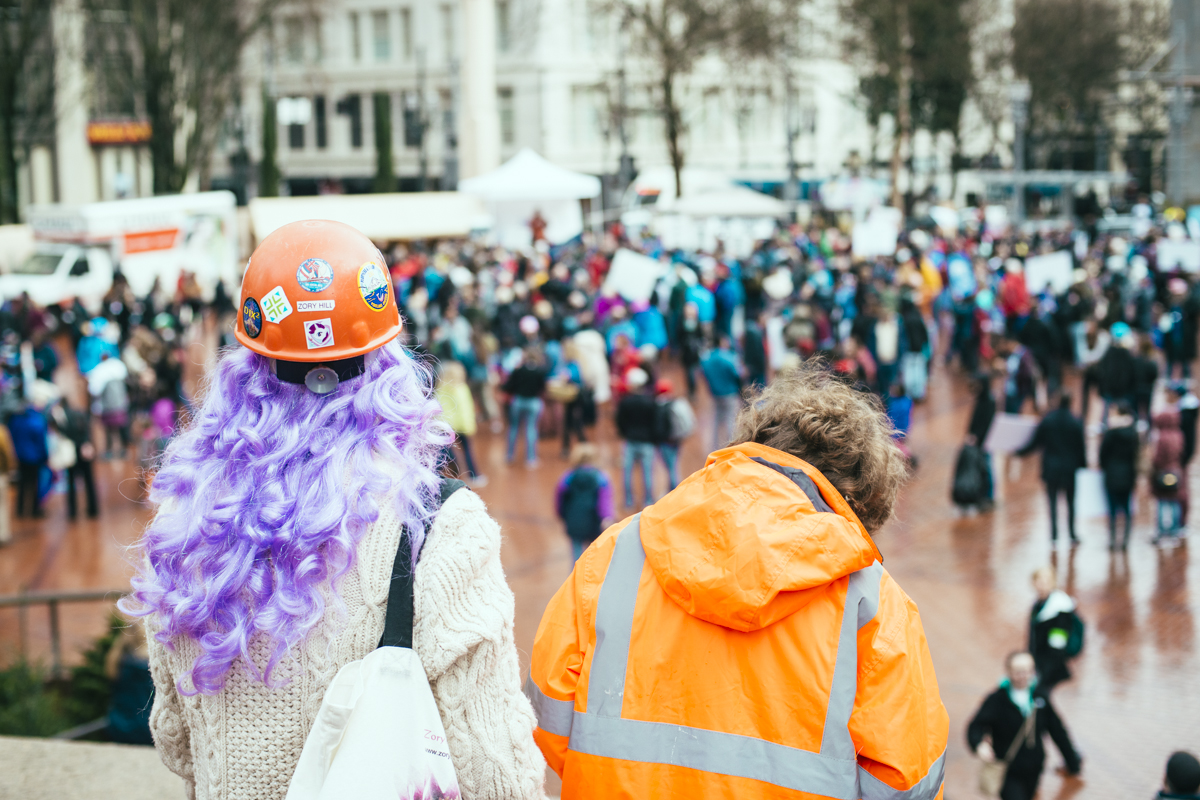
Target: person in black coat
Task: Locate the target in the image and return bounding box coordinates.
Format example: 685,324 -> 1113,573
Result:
965,374 -> 997,508
1099,402 -> 1139,549
1160,751 -> 1200,799
1133,338 -> 1160,423
1097,334 -> 1136,417
1018,393 -> 1087,543
968,652 -> 1081,800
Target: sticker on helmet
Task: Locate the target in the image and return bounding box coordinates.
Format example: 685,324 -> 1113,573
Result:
261,286 -> 293,324
304,318 -> 335,349
296,258 -> 334,292
297,299 -> 335,312
241,297 -> 262,339
357,261 -> 390,311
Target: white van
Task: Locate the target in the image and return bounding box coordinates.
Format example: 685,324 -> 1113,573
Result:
1,191 -> 239,311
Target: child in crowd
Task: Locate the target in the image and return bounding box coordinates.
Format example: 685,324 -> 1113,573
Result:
554,443 -> 613,562
436,359 -> 487,487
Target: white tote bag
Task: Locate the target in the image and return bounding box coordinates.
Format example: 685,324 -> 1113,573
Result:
287,647 -> 459,799
287,479 -> 464,800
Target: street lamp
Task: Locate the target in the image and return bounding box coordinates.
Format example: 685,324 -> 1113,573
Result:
1010,80 -> 1031,223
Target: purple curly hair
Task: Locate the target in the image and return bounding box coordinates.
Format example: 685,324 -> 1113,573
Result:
122,339 -> 451,695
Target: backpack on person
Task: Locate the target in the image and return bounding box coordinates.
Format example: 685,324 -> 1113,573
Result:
287,479 -> 465,800
666,397 -> 696,441
561,468 -> 603,542
1058,611 -> 1086,658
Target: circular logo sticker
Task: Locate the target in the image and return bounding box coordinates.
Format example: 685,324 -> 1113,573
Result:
296,258 -> 334,292
242,297 -> 262,339
357,261 -> 390,311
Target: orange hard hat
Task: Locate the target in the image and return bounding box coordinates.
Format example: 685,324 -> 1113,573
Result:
236,220 -> 401,390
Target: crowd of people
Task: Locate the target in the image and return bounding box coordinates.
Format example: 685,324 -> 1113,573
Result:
0,274 -> 205,534
2,195 -> 1198,797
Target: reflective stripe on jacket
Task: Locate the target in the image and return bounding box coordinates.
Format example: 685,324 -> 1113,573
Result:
527,442 -> 948,799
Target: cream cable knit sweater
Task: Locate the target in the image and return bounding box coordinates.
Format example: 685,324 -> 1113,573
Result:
145,488 -> 547,800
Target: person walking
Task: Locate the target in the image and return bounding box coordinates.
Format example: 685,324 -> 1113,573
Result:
1097,324 -> 1136,421
965,374 -> 998,509
653,378 -> 693,492
126,221 -> 546,800
701,335 -> 744,451
1018,394 -> 1087,544
967,652 -> 1082,800
8,403 -> 48,519
1151,409 -> 1188,545
58,403 -> 99,520
504,347 -> 548,468
615,367 -> 658,509
1099,402 -> 1138,549
436,360 -> 487,487
1029,567 -> 1085,693
554,444 -> 613,562
527,366 -> 948,799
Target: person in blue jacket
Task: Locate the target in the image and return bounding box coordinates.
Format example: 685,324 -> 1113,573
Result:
701,336 -> 744,450
8,404 -> 48,518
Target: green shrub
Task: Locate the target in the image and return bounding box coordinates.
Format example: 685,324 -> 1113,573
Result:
0,612 -> 126,737
0,661 -> 69,736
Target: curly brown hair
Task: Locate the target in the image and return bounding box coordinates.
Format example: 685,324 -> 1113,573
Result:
731,360 -> 909,532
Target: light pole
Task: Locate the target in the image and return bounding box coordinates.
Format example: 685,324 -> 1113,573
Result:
1010,80 -> 1031,223
1168,18 -> 1188,205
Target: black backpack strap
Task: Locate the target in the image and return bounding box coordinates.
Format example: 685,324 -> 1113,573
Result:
378,478 -> 467,649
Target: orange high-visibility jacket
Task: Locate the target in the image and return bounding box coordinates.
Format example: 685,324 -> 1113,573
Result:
527,443 -> 948,799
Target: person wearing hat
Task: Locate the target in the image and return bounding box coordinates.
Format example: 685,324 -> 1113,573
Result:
615,366 -> 659,508
1098,323 -> 1137,423
126,221 -> 546,800
1160,752 -> 1200,799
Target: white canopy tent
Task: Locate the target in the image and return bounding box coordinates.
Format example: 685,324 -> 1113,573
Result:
458,149 -> 601,249
247,193 -> 488,244
671,185 -> 789,218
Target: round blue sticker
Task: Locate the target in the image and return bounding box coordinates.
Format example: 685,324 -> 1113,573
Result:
296,258 -> 334,292
242,297 -> 262,339
357,261 -> 390,311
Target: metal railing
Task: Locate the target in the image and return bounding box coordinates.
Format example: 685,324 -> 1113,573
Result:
0,588 -> 127,677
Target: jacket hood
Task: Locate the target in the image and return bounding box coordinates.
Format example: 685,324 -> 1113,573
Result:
1035,589 -> 1076,622
639,443 -> 882,632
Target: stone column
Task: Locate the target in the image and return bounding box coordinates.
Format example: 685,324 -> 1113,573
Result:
458,0 -> 500,179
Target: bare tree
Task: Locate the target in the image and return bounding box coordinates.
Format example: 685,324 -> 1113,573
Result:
605,0 -> 726,198
0,0 -> 54,222
86,0 -> 284,194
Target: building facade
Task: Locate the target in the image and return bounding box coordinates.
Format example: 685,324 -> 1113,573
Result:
210,0 -> 877,200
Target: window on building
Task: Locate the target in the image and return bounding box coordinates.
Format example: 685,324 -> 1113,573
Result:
702,89 -> 722,143
496,1 -> 510,52
399,8 -> 412,59
498,87 -> 514,145
315,95 -> 327,148
289,121 -> 305,150
373,10 -> 391,61
337,94 -> 363,148
404,92 -> 424,147
349,12 -> 361,61
571,85 -> 604,145
284,17 -> 304,63
441,5 -> 455,63
312,17 -> 323,62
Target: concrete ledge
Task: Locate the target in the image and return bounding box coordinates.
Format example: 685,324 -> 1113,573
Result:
0,735 -> 185,799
